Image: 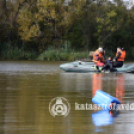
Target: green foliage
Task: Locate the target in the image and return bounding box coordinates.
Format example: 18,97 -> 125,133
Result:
1,0 -> 134,60
0,43 -> 38,60
37,48 -> 87,61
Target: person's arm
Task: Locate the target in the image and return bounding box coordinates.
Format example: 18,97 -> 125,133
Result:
95,54 -> 99,61
99,57 -> 105,62
114,52 -> 121,61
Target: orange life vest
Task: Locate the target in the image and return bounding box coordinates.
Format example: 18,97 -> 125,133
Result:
116,50 -> 126,61
92,50 -> 104,63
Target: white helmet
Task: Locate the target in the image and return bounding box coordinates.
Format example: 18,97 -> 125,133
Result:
98,47 -> 103,52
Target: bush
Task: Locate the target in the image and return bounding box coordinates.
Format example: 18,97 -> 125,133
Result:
36,48 -> 87,61
0,46 -> 38,60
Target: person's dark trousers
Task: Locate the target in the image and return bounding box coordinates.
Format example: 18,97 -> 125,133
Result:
113,61 -> 123,68
103,60 -> 113,70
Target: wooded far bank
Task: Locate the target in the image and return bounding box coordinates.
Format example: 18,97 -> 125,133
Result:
0,0 -> 134,60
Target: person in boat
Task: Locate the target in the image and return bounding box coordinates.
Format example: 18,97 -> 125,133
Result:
103,57 -> 113,70
92,47 -> 105,71
122,47 -> 126,56
113,47 -> 126,68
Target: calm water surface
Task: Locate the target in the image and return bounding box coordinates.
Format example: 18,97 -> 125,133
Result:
0,61 -> 134,134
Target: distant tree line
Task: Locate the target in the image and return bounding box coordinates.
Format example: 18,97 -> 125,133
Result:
0,0 -> 134,60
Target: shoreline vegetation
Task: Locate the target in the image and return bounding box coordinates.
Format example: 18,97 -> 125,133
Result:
0,0 -> 134,61
0,46 -> 127,61
36,49 -> 88,61
0,47 -> 89,61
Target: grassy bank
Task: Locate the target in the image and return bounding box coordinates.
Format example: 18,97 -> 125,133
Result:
36,49 -> 88,61
0,47 -> 131,61
0,47 -> 88,61
0,47 -> 38,60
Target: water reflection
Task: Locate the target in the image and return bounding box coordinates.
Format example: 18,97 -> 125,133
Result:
91,73 -> 125,132
92,73 -> 125,102
115,74 -> 125,103
92,110 -> 120,132
92,73 -> 104,97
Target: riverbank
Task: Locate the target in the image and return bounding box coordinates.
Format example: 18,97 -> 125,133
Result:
0,48 -> 88,61
36,49 -> 88,61
0,47 -> 131,61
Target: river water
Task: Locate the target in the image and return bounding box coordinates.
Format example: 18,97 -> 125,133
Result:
0,61 -> 134,134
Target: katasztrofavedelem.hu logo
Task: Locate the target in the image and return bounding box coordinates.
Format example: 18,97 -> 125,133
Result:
49,97 -> 70,117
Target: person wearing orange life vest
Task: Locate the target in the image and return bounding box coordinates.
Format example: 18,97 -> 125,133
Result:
113,47 -> 126,68
92,47 -> 105,71
121,47 -> 126,58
